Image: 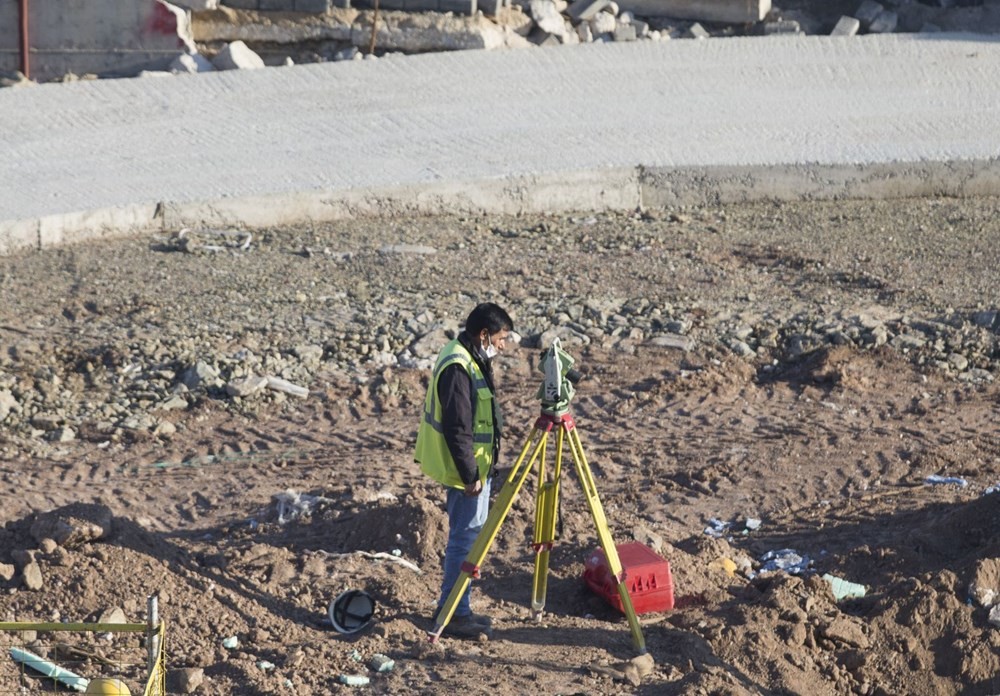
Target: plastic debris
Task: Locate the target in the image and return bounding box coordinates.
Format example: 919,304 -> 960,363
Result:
222,636 -> 239,650
709,557 -> 738,577
985,483 -> 1000,495
759,549 -> 812,575
822,573 -> 867,601
369,654 -> 395,673
155,227 -> 253,254
703,518 -> 730,538
925,475 -> 968,487
273,490 -> 333,524
338,674 -> 370,687
989,605 -> 1000,629
266,376 -> 309,399
706,516 -> 760,537
257,660 -> 275,671
317,549 -> 422,574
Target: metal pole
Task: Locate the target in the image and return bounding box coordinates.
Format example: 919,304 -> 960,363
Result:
146,594 -> 160,674
18,0 -> 30,79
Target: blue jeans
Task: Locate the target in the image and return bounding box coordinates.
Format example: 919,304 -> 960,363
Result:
437,478 -> 491,618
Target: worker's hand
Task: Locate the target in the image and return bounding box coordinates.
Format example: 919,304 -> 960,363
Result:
464,479 -> 483,497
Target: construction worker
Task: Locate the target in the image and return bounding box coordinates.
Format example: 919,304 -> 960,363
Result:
415,302 -> 513,638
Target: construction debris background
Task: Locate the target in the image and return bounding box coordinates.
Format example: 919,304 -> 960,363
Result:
3,0 -> 1000,84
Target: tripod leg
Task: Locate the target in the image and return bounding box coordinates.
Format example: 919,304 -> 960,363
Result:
567,426 -> 647,654
429,426 -> 548,642
531,425 -> 563,618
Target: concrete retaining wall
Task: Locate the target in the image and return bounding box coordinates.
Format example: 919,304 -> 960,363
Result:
4,159 -> 999,255
0,0 -> 188,82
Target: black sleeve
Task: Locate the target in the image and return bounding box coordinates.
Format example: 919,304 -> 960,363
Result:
438,364 -> 478,485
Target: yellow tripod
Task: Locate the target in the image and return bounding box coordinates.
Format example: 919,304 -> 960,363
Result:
428,407 -> 647,654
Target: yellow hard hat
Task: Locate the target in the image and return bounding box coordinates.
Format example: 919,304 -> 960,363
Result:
85,677 -> 132,696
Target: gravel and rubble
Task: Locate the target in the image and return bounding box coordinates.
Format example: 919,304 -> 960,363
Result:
5,0 -> 999,86
183,0 -> 1000,69
2,198 -> 998,461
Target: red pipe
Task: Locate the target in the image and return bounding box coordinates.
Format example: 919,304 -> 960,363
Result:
18,0 -> 30,79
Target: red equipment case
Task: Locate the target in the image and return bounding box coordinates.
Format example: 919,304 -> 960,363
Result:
583,542 -> 674,614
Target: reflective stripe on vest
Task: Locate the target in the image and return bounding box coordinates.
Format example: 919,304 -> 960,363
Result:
414,339 -> 495,488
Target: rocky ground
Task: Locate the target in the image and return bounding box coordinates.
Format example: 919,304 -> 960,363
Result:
1,196 -> 1000,694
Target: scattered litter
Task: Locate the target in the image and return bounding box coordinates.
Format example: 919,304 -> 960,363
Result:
8,647 -> 88,692
759,549 -> 812,575
154,227 -> 253,254
705,517 -> 760,537
221,636 -> 239,650
284,679 -> 294,689
369,654 -> 395,673
272,489 -> 333,524
391,548 -> 402,557
317,549 -> 422,574
703,518 -> 731,538
989,605 -> 1000,629
349,650 -> 362,662
266,376 -> 309,399
257,660 -> 275,671
984,483 -> 1000,495
338,674 -> 370,687
822,573 -> 867,601
378,243 -> 436,255
329,590 -> 376,634
708,557 -> 737,577
925,475 -> 968,487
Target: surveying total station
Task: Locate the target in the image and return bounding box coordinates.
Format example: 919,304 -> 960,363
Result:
429,338 -> 647,654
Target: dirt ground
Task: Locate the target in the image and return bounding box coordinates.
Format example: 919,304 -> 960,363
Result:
1,196 -> 1000,695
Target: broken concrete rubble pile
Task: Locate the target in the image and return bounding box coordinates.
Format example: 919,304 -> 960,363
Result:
3,0 -> 993,86
182,0 -> 947,73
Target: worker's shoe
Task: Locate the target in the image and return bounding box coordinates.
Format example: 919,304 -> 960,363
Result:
439,613 -> 493,640
462,612 -> 492,628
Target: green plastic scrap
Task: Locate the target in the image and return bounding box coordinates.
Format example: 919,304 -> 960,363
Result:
822,573 -> 867,601
369,654 -> 395,673
338,674 -> 370,687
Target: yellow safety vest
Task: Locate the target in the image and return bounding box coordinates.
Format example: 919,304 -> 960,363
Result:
414,339 -> 495,489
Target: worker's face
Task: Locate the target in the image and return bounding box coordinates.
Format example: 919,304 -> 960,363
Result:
479,328 -> 510,357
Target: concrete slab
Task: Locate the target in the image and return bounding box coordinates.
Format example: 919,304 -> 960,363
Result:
2,34 -> 1000,253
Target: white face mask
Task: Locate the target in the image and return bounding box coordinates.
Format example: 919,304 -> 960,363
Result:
482,334 -> 498,360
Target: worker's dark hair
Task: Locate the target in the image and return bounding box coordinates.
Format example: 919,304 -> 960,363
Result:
466,303 -> 513,336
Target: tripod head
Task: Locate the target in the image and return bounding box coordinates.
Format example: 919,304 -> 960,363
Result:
537,338 -> 582,415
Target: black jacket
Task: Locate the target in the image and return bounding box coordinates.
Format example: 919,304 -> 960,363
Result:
437,331 -> 502,485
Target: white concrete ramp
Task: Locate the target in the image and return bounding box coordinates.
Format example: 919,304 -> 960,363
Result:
2,33 -> 1000,252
